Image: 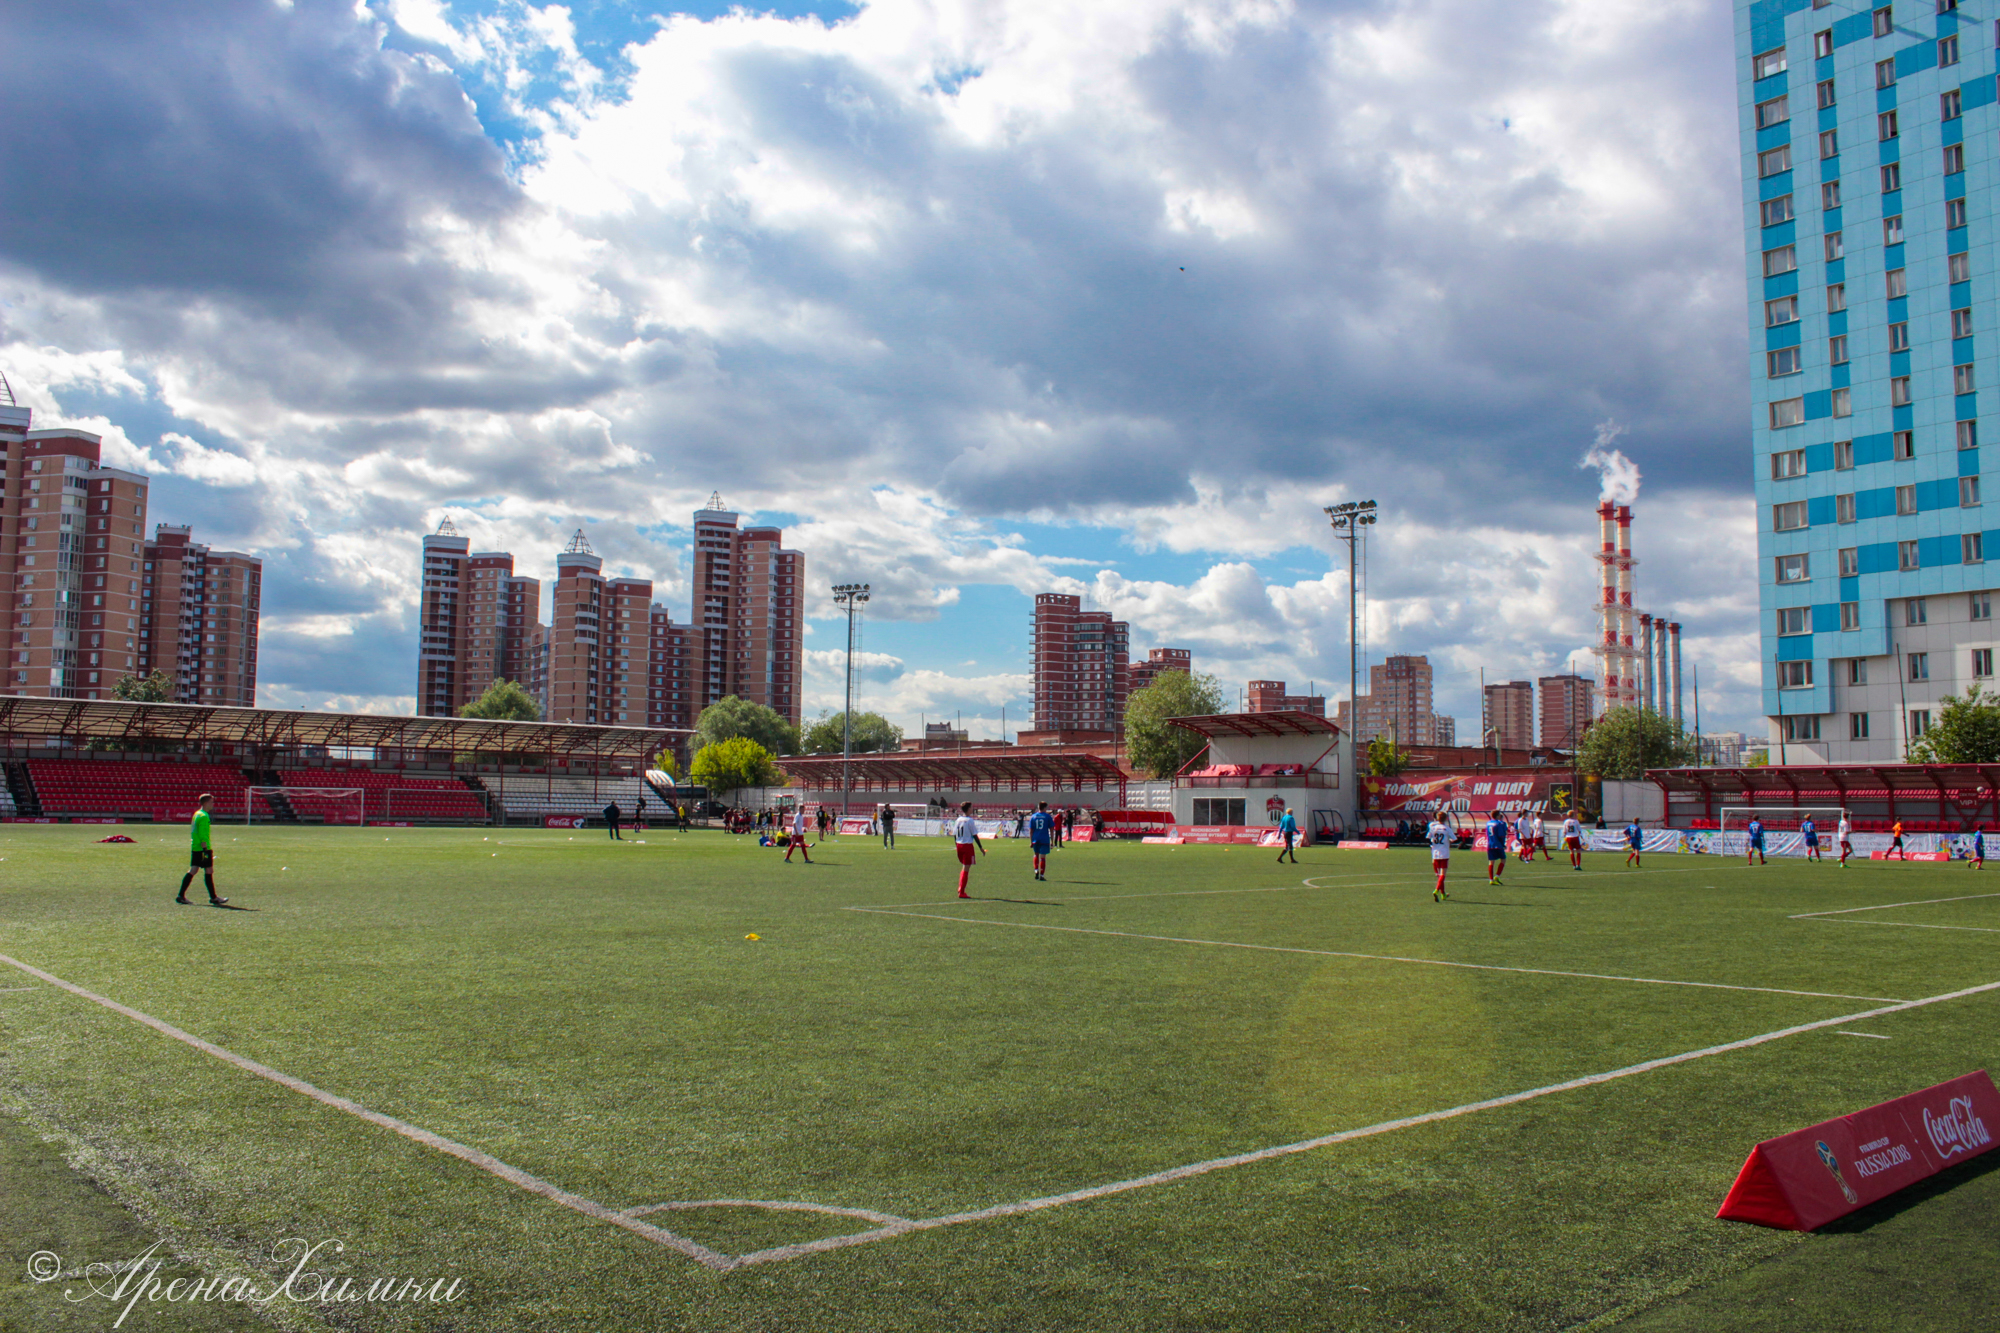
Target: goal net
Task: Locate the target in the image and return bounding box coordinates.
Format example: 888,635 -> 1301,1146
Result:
248,787 -> 365,826
1716,805 -> 1847,857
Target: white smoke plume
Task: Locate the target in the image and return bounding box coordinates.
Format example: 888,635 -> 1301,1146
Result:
1579,419 -> 1641,505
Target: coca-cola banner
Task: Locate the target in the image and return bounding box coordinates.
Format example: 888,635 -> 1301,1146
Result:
1717,1070 -> 1998,1230
1360,772 -> 1566,816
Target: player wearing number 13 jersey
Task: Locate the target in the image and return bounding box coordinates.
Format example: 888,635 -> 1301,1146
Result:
1427,816 -> 1452,902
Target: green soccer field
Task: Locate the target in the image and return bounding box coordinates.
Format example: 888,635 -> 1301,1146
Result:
2,825 -> 1997,1332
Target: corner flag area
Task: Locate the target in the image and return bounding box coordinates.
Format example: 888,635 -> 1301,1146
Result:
2,828 -> 1996,1330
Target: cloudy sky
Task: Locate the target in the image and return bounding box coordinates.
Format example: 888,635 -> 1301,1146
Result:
0,0 -> 1759,738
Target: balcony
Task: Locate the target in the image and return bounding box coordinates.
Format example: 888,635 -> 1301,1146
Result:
1178,773 -> 1340,789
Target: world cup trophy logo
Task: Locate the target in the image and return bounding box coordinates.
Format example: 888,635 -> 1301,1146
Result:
1815,1140 -> 1860,1205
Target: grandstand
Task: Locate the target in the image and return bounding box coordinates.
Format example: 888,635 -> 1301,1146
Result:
484,773 -> 657,823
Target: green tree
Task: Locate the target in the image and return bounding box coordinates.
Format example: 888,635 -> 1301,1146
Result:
1123,670 -> 1227,779
695,695 -> 801,757
801,710 -> 903,755
1366,736 -> 1411,777
691,737 -> 783,796
111,669 -> 176,703
1906,683 -> 2000,762
458,678 -> 540,722
1574,706 -> 1699,780
650,749 -> 679,779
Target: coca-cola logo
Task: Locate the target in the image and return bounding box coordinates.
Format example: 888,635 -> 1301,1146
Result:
1923,1096 -> 1993,1158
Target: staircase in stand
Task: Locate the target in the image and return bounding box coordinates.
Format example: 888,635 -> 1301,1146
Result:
244,768 -> 299,823
458,774 -> 495,824
4,761 -> 42,818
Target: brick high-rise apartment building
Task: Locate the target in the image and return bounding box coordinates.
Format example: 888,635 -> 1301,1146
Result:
1031,593 -> 1131,733
1128,647 -> 1192,694
548,533 -> 657,727
1537,673 -> 1596,749
692,497 -> 804,728
140,526 -> 263,706
1334,655 -> 1443,745
1481,679 -> 1535,749
2,397 -> 151,700
1247,679 -> 1326,715
417,520 -> 541,717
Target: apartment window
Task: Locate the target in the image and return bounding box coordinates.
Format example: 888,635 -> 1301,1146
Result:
1945,144 -> 1966,176
1947,197 -> 1969,231
1837,492 -> 1857,523
1889,321 -> 1910,352
1901,539 -> 1923,569
1772,397 -> 1806,428
1842,601 -> 1862,630
1912,709 -> 1933,738
1882,215 -> 1903,246
1828,283 -> 1847,312
1910,652 -> 1930,681
1880,110 -> 1900,140
1778,607 -> 1810,636
1833,387 -> 1853,417
1775,500 -> 1810,530
1957,363 -> 1978,395
1765,245 -> 1798,278
1941,34 -> 1960,66
1977,648 -> 1995,678
1892,376 -> 1913,407
1783,715 -> 1823,742
1881,163 -> 1901,192
1874,7 -> 1894,37
1895,429 -> 1916,458
1830,335 -> 1849,365
1852,711 -> 1872,739
1769,347 -> 1804,377
1818,78 -> 1837,110
1766,295 -> 1799,326
1898,483 -> 1919,515
1816,29 -> 1835,58
1821,180 -> 1841,211
1778,553 -> 1812,582
1951,252 -> 1972,283
1905,597 -> 1925,624
1954,306 -> 1975,338
1887,268 -> 1907,298
1760,145 -> 1794,178
1840,545 -> 1860,576
1877,58 -> 1899,89
1963,421 -> 1982,450
1964,476 -> 1983,507
1941,0 -> 1959,11
1968,532 -> 1986,563
1974,592 -> 1992,620
1755,47 -> 1789,79
1943,89 -> 1964,121
1772,447 -> 1809,479
1780,660 -> 1814,689
1849,656 -> 1869,684
1763,195 -> 1796,227
1820,129 -> 1840,159
1757,96 -> 1790,129
1824,231 -> 1844,261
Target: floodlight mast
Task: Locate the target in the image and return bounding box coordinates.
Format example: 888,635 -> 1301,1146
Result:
832,583 -> 872,819
1323,500 -> 1379,747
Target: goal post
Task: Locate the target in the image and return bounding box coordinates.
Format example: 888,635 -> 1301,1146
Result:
247,787 -> 365,826
1717,805 -> 1848,857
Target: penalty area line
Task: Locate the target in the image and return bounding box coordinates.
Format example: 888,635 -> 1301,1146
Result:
0,953 -> 734,1272
1791,890 -> 2000,919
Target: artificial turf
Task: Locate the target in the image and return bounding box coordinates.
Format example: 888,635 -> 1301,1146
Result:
0,823 -> 1995,1331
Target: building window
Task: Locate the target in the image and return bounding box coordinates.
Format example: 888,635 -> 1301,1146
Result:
1825,231 -> 1844,260
1757,96 -> 1790,129
1882,163 -> 1901,192
1828,282 -> 1846,312
1818,78 -> 1837,109
1819,129 -> 1839,160
1833,387 -> 1853,417
1783,715 -> 1823,742
1831,334 -> 1849,364
1963,420 -> 1982,450
1886,268 -> 1907,298
1964,476 -> 1983,507
1882,215 -> 1903,245
1780,660 -> 1814,689
1849,657 -> 1869,684
1945,144 -> 1966,175
1765,245 -> 1798,278
1877,57 -> 1898,88
1767,295 -> 1799,326
1889,321 -> 1910,352
1775,500 -> 1810,530
1943,89 -> 1964,121
1967,533 -> 1986,563
1769,347 -> 1803,377
1816,29 -> 1835,57
1772,447 -> 1809,479
1946,197 -> 1968,231
1941,34 -> 1960,66
1840,546 -> 1860,576
1841,601 -> 1862,630
1954,306 -> 1975,338
1778,607 -> 1810,636
1755,47 -> 1789,79
1974,592 -> 1992,620
1892,376 -> 1913,407
1763,195 -> 1795,227
1897,483 -> 1919,515
1958,363 -> 1977,394
1779,553 -> 1812,582
1895,429 -> 1915,458
1901,539 -> 1922,570
1910,651 -> 1930,680
1852,711 -> 1872,739
1821,180 -> 1841,210
1976,648 -> 1994,677
1951,252 -> 1972,283
1771,397 -> 1806,428
1837,492 -> 1857,523
1874,6 -> 1894,37
1879,110 -> 1899,140
1940,0 -> 1959,11
1912,709 -> 1933,738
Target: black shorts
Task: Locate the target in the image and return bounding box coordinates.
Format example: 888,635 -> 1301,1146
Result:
189,848 -> 213,869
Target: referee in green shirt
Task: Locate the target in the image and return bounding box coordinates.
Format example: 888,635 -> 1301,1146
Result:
175,794 -> 227,906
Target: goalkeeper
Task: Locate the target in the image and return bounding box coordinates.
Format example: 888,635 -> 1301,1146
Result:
175,794 -> 228,906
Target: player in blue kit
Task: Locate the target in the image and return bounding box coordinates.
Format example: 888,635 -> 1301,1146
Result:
1485,812 -> 1509,884
1027,801 -> 1055,881
1972,828 -> 1985,870
1624,819 -> 1643,868
1801,816 -> 1821,862
1746,816 -> 1767,866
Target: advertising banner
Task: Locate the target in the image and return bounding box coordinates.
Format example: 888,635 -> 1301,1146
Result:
1717,1070 -> 1999,1230
543,815 -> 588,829
1361,772 -> 1564,816
838,817 -> 874,836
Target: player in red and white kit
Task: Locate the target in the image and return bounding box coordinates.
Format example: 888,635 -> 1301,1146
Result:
1427,815 -> 1453,902
1561,814 -> 1584,870
1837,813 -> 1853,868
1515,811 -> 1537,865
951,801 -> 986,898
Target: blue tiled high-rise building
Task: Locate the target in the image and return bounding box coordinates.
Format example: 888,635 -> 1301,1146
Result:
1741,0 -> 1998,759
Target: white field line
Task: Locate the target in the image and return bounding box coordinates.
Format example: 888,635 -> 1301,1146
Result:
1835,1031 -> 1895,1039
1791,891 -> 2000,919
625,1199 -> 912,1226
724,977 -> 2000,1269
1813,919 -> 2000,934
868,881 -> 1410,909
846,908 -> 1909,1004
0,953 -> 735,1272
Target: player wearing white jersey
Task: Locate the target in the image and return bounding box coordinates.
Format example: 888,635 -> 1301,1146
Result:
1427,817 -> 1453,902
1838,814 -> 1853,868
1561,815 -> 1584,870
1515,812 -> 1537,865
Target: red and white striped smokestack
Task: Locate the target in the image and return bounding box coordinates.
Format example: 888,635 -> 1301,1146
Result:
1615,505 -> 1636,709
1596,502 -> 1619,711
